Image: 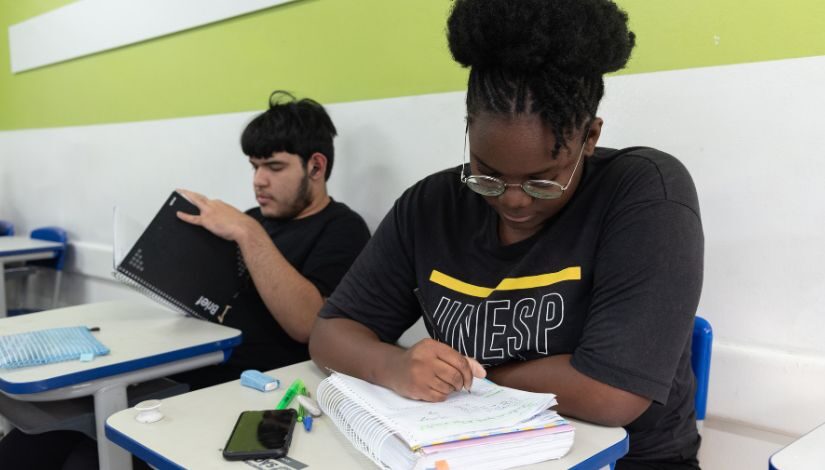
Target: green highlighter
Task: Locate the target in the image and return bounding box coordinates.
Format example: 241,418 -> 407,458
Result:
276,378 -> 306,411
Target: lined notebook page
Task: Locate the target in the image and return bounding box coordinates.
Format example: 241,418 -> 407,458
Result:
325,373 -> 560,449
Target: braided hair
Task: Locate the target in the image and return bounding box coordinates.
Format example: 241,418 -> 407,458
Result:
447,0 -> 635,156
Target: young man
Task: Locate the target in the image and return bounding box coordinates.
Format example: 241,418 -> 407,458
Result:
174,90 -> 371,389
0,91 -> 370,469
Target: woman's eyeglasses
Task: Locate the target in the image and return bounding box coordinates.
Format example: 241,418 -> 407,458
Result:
460,132 -> 587,200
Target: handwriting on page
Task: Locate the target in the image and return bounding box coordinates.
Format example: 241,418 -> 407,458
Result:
408,395 -> 547,432
339,375 -> 557,442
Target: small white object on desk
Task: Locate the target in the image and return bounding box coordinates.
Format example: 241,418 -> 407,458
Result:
296,394 -> 322,417
134,400 -> 163,424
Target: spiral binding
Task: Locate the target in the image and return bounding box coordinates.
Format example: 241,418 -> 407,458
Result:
112,269 -> 208,320
317,375 -> 418,469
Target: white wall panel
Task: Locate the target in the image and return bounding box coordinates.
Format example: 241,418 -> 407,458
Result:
8,0 -> 302,73
597,55 -> 825,357
699,419 -> 793,470
709,340 -> 825,435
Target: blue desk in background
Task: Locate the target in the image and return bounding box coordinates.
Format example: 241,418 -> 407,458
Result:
0,236 -> 64,316
0,301 -> 241,470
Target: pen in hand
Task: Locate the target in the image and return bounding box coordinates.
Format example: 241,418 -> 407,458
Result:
413,288 -> 481,394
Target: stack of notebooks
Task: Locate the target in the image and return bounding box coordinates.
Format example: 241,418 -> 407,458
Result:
317,372 -> 574,470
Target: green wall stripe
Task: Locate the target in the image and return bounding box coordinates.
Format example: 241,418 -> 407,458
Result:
2,0 -> 824,131
623,0 -> 825,73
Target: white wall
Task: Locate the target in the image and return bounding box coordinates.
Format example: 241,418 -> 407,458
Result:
600,55 -> 825,428
3,55 -> 825,469
599,56 -> 825,467
8,0 -> 301,73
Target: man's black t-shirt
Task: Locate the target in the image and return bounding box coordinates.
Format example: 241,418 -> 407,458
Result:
176,199 -> 370,390
320,147 -> 704,463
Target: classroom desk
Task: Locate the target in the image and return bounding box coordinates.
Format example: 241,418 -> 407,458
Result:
769,422 -> 825,469
0,301 -> 242,470
0,236 -> 64,317
106,360 -> 629,470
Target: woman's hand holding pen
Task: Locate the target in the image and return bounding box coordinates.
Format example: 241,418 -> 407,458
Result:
383,338 -> 486,402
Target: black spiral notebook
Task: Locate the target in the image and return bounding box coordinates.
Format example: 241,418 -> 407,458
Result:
113,191 -> 248,323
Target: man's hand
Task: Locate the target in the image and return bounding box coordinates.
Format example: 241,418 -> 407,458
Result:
384,338 -> 487,402
176,189 -> 256,242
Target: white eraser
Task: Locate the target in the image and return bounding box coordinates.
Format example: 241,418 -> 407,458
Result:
296,394 -> 322,417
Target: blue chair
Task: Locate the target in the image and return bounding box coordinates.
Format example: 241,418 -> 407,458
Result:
0,220 -> 13,236
692,316 -> 713,427
609,316 -> 713,469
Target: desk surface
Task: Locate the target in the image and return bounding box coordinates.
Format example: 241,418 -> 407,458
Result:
769,422 -> 825,470
106,361 -> 628,470
0,300 -> 242,395
0,236 -> 63,257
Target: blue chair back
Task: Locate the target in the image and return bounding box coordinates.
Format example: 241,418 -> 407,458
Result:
30,227 -> 68,270
0,220 -> 14,236
608,316 -> 712,470
691,316 -> 713,421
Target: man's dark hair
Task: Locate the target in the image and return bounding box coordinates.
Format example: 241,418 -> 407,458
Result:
241,90 -> 338,180
447,0 -> 635,156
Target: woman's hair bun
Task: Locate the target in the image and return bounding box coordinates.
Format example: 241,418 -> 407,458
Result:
447,0 -> 636,77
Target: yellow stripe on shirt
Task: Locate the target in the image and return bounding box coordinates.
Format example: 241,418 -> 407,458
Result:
429,267 -> 581,298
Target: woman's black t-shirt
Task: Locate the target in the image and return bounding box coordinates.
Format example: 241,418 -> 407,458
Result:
320,147 -> 704,462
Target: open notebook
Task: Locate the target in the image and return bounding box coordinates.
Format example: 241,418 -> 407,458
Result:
317,372 -> 574,470
112,191 -> 247,323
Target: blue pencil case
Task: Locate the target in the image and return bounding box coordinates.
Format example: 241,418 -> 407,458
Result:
0,326 -> 110,369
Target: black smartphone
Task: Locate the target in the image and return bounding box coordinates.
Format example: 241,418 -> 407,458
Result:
222,409 -> 298,461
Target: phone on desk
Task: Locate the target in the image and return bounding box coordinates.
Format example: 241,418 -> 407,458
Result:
222,409 -> 298,461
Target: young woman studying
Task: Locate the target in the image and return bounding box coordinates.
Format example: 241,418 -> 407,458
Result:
310,0 -> 703,468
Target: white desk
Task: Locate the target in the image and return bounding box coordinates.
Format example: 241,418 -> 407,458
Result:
0,301 -> 242,470
0,236 -> 64,317
769,422 -> 825,469
106,361 -> 629,470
